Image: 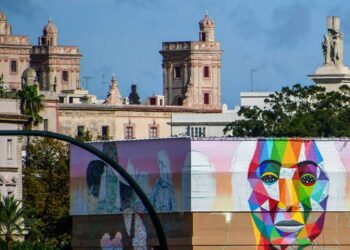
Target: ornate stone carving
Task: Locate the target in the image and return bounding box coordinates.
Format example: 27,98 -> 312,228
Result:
182,76 -> 193,106
323,16 -> 343,66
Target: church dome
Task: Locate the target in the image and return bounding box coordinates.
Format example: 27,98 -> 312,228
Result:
199,13 -> 214,28
22,67 -> 37,79
0,11 -> 7,21
43,19 -> 57,34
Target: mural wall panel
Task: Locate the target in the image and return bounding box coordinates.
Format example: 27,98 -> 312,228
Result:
70,138 -> 350,249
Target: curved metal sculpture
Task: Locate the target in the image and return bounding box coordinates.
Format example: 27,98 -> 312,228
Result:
0,130 -> 168,249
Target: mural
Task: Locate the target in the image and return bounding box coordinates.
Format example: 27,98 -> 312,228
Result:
150,150 -> 177,212
247,139 -> 329,249
71,139 -> 189,249
70,138 -> 350,249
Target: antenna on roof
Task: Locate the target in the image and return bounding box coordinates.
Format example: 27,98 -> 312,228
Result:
83,76 -> 93,90
250,69 -> 258,92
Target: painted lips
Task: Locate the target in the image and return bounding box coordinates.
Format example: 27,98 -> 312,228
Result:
275,220 -> 304,233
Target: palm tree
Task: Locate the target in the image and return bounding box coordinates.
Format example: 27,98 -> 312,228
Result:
17,85 -> 44,130
0,196 -> 26,250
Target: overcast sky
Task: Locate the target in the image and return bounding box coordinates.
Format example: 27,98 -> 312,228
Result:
2,0 -> 350,107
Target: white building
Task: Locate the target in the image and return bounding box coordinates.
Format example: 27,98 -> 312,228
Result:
170,105 -> 240,137
0,98 -> 27,200
240,92 -> 272,108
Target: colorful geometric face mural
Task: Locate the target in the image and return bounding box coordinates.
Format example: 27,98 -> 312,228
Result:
70,138 -> 350,249
247,139 -> 329,248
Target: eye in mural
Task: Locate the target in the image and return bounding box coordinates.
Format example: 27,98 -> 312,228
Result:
248,139 -> 329,249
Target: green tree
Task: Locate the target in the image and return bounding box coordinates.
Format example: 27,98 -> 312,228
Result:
224,84 -> 350,137
17,85 -> 44,130
0,196 -> 26,250
23,138 -> 71,248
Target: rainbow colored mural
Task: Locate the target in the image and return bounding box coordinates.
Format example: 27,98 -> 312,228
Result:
247,139 -> 328,248
70,138 -> 350,249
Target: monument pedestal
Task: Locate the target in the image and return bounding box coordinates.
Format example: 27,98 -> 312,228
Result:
308,64 -> 350,91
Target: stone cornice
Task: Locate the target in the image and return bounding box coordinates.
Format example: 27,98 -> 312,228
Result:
0,114 -> 29,123
59,104 -> 222,113
0,167 -> 19,172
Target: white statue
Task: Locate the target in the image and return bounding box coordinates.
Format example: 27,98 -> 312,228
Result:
323,16 -> 343,66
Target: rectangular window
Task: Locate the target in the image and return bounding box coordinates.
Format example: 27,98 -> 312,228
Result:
174,66 -> 181,78
150,97 -> 156,105
77,126 -> 85,137
159,99 -> 163,106
125,126 -> 133,140
203,66 -> 210,78
150,126 -> 158,139
204,93 -> 210,104
102,126 -> 109,139
201,32 -> 206,42
10,60 -> 17,73
43,119 -> 49,131
59,97 -> 64,103
7,139 -> 12,159
69,97 -> 73,103
189,126 -> 206,137
62,71 -> 69,81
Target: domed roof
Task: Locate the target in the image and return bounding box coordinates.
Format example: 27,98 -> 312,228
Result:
199,13 -> 214,28
22,67 -> 37,79
43,19 -> 57,34
0,11 -> 7,21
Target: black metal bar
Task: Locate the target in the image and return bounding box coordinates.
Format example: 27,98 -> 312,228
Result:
0,130 -> 168,249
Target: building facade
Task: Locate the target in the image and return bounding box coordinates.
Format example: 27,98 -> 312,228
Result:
30,20 -> 82,93
0,11 -> 31,91
0,99 -> 27,200
170,106 -> 240,137
59,104 -> 220,140
160,14 -> 222,110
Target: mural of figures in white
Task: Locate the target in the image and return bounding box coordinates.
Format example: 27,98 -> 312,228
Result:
150,150 -> 177,212
123,202 -> 147,249
86,142 -> 121,214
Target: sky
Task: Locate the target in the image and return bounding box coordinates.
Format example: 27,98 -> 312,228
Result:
2,0 -> 350,107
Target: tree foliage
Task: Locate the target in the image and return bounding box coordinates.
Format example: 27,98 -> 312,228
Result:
224,84 -> 350,137
23,138 -> 71,248
17,85 -> 44,129
0,196 -> 26,250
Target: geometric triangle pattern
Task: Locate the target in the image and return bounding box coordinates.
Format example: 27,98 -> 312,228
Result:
248,139 -> 329,249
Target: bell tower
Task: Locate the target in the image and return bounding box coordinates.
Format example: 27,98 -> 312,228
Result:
30,19 -> 81,92
199,11 -> 215,42
160,13 -> 222,110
